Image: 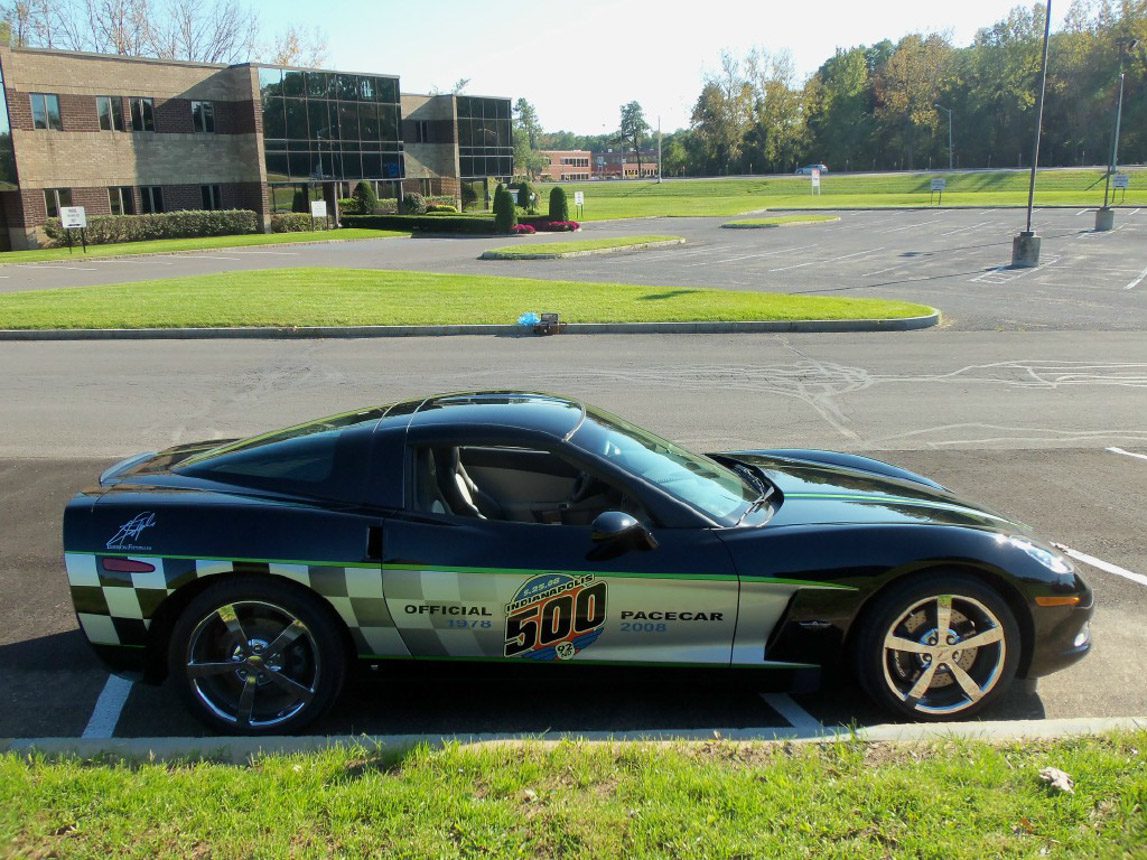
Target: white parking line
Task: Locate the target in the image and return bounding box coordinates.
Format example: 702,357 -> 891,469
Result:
760,693 -> 823,734
1130,208 -> 1141,216
769,247 -> 884,273
1123,264 -> 1147,290
1108,446 -> 1147,462
91,258 -> 173,265
81,675 -> 134,739
879,218 -> 945,234
1075,209 -> 1094,216
1055,545 -> 1147,589
176,254 -> 242,260
234,250 -> 300,256
16,264 -> 97,271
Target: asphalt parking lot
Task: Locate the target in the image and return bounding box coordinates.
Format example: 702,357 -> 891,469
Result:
1,207 -> 1145,741
3,207 -> 1146,332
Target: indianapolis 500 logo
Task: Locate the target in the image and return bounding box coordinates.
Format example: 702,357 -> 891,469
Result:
503,573 -> 607,660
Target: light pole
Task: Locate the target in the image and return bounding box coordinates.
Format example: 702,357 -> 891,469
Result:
1012,0 -> 1052,268
1098,38 -> 1139,230
934,103 -> 953,170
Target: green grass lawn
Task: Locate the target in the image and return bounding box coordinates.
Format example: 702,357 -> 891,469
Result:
0,268 -> 930,329
557,168 -> 1146,220
723,215 -> 841,228
2,733 -> 1143,857
0,229 -> 408,265
482,235 -> 684,259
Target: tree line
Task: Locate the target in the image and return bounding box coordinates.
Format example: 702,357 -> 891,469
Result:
527,1 -> 1146,176
1,0 -> 327,66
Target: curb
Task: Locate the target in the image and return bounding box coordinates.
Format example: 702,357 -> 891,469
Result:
721,217 -> 842,229
480,238 -> 686,260
2,716 -> 1143,762
0,310 -> 941,341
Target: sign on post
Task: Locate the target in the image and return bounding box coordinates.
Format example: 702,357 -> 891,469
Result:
310,199 -> 327,229
60,206 -> 87,229
810,168 -> 821,194
930,177 -> 947,205
1113,174 -> 1130,189
59,206 -> 88,253
574,191 -> 585,219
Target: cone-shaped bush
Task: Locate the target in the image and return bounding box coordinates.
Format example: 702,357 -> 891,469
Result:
493,188 -> 518,233
549,186 -> 569,221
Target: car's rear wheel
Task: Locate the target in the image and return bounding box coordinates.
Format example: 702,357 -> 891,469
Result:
855,574 -> 1019,721
169,577 -> 346,735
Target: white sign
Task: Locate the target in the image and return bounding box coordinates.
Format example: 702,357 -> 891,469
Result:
1113,174 -> 1130,189
310,200 -> 328,218
931,178 -> 947,191
60,206 -> 87,229
574,191 -> 585,206
810,169 -> 821,188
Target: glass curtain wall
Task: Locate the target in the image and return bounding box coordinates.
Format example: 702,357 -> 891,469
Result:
259,67 -> 404,211
456,96 -> 512,180
0,57 -> 18,191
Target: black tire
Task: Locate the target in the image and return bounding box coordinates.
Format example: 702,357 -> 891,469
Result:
168,576 -> 346,735
854,573 -> 1019,721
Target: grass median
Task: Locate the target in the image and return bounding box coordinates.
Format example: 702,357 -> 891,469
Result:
0,268 -> 931,329
723,215 -> 841,228
481,236 -> 685,259
560,168 -> 1146,220
2,733 -> 1144,856
0,229 -> 408,265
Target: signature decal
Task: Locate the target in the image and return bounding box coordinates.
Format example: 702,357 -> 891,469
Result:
106,512 -> 157,551
504,573 -> 607,660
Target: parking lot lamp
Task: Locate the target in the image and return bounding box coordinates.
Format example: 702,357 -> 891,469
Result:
1012,0 -> 1052,268
1098,38 -> 1139,230
934,103 -> 953,170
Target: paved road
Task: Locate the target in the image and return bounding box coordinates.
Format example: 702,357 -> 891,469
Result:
3,208 -> 1146,331
1,330 -> 1144,738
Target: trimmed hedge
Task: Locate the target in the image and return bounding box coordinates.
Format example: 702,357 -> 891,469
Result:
43,209 -> 259,246
493,188 -> 518,233
271,213 -> 331,233
342,214 -> 497,234
549,187 -> 569,221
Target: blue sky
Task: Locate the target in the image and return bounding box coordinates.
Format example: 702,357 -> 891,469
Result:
255,0 -> 1067,134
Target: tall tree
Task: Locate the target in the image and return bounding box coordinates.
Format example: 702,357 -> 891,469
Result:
618,100 -> 650,176
746,47 -> 807,172
264,23 -> 326,67
512,98 -> 547,179
874,33 -> 956,168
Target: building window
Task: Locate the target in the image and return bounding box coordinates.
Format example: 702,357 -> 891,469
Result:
108,186 -> 134,216
191,100 -> 215,133
415,120 -> 429,143
31,93 -> 62,130
43,188 -> 72,218
140,186 -> 164,213
130,97 -> 155,132
201,184 -> 223,210
97,96 -> 124,131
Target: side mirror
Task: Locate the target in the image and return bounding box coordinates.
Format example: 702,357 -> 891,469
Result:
590,511 -> 658,551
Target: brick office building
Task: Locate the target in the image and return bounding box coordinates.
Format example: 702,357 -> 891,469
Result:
0,45 -> 513,250
538,150 -> 592,182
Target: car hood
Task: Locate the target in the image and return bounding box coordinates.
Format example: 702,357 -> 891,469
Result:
725,451 -> 1027,532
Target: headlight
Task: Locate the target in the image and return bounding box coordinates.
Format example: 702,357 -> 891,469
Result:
1009,537 -> 1074,574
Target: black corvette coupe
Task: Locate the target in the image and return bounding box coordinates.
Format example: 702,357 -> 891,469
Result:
64,391 -> 1093,734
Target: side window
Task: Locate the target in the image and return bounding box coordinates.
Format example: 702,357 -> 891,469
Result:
411,444 -> 647,525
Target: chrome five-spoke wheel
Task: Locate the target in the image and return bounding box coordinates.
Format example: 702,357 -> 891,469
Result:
856,575 -> 1019,721
170,578 -> 345,734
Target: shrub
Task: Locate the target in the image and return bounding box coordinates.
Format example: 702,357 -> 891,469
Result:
342,214 -> 498,234
338,197 -> 361,216
548,187 -> 569,221
461,183 -> 479,210
426,204 -> 458,213
353,180 -> 379,215
42,209 -> 260,246
516,181 -> 537,211
291,188 -> 309,213
374,198 -> 399,215
426,195 -> 458,209
511,223 -> 536,234
536,220 -> 580,232
400,192 -> 427,215
271,213 -> 329,233
493,188 -> 518,234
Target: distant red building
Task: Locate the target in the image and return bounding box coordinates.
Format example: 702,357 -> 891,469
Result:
539,150 -> 592,181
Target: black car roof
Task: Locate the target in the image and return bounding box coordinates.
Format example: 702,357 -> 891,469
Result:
398,391 -> 588,439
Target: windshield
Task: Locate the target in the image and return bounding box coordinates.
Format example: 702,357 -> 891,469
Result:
569,408 -> 760,524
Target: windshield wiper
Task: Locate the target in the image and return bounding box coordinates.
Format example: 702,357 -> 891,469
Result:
736,484 -> 776,526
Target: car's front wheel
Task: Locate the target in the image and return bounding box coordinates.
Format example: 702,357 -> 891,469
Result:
854,574 -> 1019,721
169,577 -> 346,734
